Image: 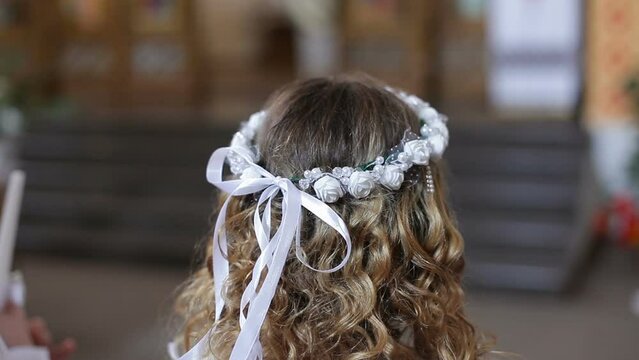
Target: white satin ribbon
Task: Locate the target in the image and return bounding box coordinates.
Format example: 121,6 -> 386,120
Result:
170,147 -> 352,360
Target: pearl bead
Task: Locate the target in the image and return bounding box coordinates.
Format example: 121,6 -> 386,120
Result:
420,124 -> 432,137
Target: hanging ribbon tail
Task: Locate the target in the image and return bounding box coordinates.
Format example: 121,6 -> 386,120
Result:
228,180 -> 302,359
206,147 -> 278,320
297,192 -> 352,272
168,329 -> 213,360
170,147 -> 353,360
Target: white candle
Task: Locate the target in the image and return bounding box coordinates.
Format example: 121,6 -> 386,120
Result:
0,170 -> 26,288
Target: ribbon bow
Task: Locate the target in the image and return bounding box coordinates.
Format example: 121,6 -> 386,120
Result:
171,147 -> 352,360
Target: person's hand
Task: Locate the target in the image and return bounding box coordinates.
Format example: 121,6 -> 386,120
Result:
0,302 -> 77,360
0,301 -> 33,347
29,317 -> 76,360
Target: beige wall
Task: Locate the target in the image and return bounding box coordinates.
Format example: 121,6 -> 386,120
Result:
587,0 -> 639,125
195,0 -> 264,67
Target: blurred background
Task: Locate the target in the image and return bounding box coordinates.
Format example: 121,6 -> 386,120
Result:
1,0 -> 638,359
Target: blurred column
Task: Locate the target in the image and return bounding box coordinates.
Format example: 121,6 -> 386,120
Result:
487,0 -> 582,118
586,0 -> 639,197
339,0 -> 440,97
281,0 -> 338,77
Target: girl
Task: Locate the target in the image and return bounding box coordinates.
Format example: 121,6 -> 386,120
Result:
0,74 -> 488,359
173,75 -> 488,359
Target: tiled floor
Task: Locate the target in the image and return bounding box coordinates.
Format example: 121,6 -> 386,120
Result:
14,245 -> 639,360
466,247 -> 639,360
17,257 -> 186,360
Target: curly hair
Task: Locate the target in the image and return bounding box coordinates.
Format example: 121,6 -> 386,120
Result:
174,75 -> 488,359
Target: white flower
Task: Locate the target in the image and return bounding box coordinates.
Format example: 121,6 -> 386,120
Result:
380,165 -> 404,190
347,171 -> 375,199
429,120 -> 449,139
240,166 -> 262,179
429,134 -> 447,159
247,111 -> 265,130
418,106 -> 439,122
403,139 -> 430,165
313,176 -> 344,203
239,124 -> 255,139
230,133 -> 257,162
231,132 -> 249,148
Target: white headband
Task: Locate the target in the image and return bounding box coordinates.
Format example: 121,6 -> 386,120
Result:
169,88 -> 449,360
225,87 -> 448,201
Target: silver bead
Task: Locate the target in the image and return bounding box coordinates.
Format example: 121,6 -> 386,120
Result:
332,167 -> 343,177
397,152 -> 409,163
299,178 -> 310,190
400,163 -> 410,171
340,177 -> 350,185
341,167 -> 353,177
375,156 -> 385,165
303,170 -> 312,179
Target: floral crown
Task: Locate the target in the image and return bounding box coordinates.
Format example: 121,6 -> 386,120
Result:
225,87 -> 449,203
169,87 -> 449,360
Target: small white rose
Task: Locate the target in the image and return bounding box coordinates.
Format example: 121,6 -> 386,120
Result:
230,133 -> 258,162
239,124 -> 255,139
230,132 -> 249,148
380,165 -> 404,190
247,111 -> 265,130
408,95 -> 424,108
347,171 -> 375,199
429,134 -> 447,159
428,120 -> 449,139
418,106 -> 439,122
240,166 -> 262,179
403,139 -> 430,165
313,176 -> 344,203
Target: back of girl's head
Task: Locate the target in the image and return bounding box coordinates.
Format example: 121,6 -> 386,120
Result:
262,75 -> 415,177
175,74 -> 486,359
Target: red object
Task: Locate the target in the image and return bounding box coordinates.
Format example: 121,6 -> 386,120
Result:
600,195 -> 639,248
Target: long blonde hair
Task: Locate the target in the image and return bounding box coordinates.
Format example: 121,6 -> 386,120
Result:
174,75 -> 487,359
